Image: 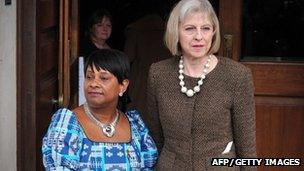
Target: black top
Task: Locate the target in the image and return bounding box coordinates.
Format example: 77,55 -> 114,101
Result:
80,38 -> 99,61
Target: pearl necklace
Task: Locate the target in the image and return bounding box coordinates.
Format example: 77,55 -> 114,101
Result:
83,102 -> 120,138
179,55 -> 211,97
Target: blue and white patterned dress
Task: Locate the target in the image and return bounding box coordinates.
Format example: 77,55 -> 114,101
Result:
42,108 -> 158,171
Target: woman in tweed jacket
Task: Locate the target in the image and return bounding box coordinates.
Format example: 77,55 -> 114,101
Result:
146,0 -> 256,170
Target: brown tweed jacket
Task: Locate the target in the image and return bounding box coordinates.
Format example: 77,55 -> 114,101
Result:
146,56 -> 257,171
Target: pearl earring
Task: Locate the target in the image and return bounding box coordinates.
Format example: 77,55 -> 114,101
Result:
119,92 -> 123,97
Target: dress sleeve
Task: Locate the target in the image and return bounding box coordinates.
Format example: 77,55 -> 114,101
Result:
146,63 -> 164,151
127,110 -> 158,170
231,68 -> 257,170
42,108 -> 83,171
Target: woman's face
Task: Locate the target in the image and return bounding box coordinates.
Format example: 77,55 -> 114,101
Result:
178,12 -> 214,59
84,65 -> 127,108
91,17 -> 112,41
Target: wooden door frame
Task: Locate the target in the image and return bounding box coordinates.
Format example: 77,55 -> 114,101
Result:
59,0 -> 79,109
218,0 -> 242,60
17,0 -> 79,170
17,0 -> 37,170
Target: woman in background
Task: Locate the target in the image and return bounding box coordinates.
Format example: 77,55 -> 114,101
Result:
81,9 -> 113,60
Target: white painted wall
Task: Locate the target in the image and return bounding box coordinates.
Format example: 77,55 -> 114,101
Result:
0,1 -> 17,170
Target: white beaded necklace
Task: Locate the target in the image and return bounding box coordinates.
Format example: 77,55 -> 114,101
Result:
179,55 -> 211,97
83,102 -> 120,138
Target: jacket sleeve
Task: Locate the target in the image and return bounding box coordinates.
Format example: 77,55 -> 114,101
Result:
231,68 -> 257,170
146,63 -> 164,151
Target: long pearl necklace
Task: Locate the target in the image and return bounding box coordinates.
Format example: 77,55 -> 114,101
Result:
179,55 -> 211,97
83,102 -> 120,138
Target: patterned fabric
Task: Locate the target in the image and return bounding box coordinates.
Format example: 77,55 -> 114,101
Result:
42,108 -> 158,171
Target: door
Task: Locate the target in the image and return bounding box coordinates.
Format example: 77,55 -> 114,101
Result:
17,0 -> 60,170
36,0 -> 60,170
217,0 -> 304,170
17,0 -> 78,170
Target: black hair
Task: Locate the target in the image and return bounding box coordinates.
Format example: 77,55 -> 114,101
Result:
87,9 -> 113,36
84,49 -> 130,112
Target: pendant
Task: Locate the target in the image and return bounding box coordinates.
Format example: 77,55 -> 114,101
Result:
186,89 -> 194,97
102,124 -> 115,137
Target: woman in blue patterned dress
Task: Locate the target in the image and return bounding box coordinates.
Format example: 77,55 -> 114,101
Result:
42,49 -> 158,170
